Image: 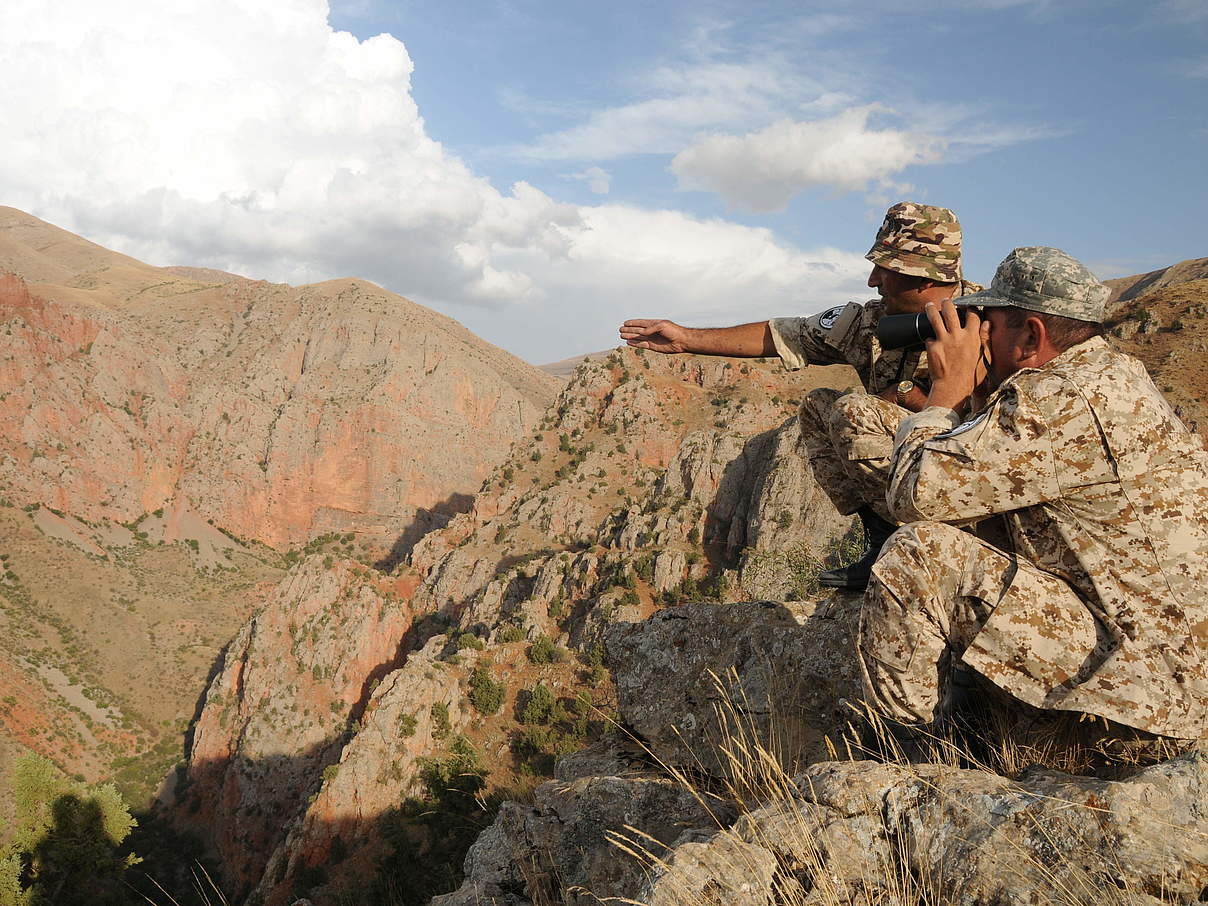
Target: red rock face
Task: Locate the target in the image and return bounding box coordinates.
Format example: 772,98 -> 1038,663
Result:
0,214 -> 557,549
181,558 -> 417,894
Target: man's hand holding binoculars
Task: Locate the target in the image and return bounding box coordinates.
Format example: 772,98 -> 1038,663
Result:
921,299 -> 989,414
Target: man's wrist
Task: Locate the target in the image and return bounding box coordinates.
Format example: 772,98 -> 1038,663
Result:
926,382 -> 969,412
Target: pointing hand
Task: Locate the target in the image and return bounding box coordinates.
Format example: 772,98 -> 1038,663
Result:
619,319 -> 688,354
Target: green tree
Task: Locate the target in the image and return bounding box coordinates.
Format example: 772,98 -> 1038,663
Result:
373,736 -> 493,905
0,753 -> 137,906
468,664 -> 505,715
520,683 -> 555,725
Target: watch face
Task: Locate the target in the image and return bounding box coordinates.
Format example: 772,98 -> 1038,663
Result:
897,380 -> 914,394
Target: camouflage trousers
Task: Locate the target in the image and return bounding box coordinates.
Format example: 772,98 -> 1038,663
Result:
798,388 -> 905,521
859,521 -> 1098,726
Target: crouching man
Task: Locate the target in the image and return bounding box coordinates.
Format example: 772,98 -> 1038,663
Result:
861,247 -> 1208,745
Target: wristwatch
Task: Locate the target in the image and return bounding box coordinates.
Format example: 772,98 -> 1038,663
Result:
895,380 -> 915,405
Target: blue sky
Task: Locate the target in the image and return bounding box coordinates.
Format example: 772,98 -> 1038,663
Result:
2,0 -> 1205,362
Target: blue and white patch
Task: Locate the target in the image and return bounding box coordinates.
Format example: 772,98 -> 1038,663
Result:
935,410 -> 988,439
818,305 -> 845,331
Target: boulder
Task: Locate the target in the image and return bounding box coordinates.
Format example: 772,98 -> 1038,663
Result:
605,597 -> 863,776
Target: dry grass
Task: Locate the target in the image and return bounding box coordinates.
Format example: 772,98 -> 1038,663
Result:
134,863 -> 229,906
604,669 -> 1203,906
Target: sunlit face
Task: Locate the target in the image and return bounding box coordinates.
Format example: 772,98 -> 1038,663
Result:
867,264 -> 946,316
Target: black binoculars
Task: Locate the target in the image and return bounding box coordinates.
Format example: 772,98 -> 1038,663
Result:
876,309 -> 972,350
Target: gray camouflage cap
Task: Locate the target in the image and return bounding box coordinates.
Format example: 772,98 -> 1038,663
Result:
865,202 -> 965,282
961,246 -> 1109,323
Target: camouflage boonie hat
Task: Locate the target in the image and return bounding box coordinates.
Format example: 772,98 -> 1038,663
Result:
865,202 -> 964,282
961,247 -> 1109,323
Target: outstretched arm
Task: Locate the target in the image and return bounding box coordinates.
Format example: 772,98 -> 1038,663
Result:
618,319 -> 776,357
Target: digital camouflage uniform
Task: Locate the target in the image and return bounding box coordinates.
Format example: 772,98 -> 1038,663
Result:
861,248 -> 1208,740
769,203 -> 979,519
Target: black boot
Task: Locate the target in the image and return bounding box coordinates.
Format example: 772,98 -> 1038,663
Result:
818,505 -> 896,591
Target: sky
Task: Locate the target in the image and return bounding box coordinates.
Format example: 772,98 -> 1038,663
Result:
1,1 -> 1205,363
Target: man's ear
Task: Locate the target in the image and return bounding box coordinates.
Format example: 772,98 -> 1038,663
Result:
1022,315 -> 1047,361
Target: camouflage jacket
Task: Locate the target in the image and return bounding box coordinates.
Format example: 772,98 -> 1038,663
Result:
768,281 -> 980,394
888,337 -> 1208,738
770,299 -> 924,394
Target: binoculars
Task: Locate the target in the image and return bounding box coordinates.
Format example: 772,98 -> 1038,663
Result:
876,309 -> 971,350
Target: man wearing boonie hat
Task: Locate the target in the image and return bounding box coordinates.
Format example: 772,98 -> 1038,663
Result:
859,246 -> 1208,746
620,202 -> 982,590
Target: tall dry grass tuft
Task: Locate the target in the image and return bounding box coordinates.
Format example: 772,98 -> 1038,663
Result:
135,863 -> 230,906
605,669 -> 1202,906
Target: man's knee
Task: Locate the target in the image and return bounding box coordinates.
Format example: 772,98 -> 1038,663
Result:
870,521 -> 969,595
826,391 -> 902,461
880,520 -> 968,558
798,387 -> 842,434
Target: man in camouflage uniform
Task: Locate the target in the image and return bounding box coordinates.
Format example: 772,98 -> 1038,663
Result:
862,247 -> 1208,741
621,202 -> 981,589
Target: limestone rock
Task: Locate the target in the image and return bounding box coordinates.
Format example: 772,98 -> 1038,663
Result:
433,771 -> 734,906
605,597 -> 863,775
643,749 -> 1208,906
251,635 -> 473,905
177,557 -> 416,895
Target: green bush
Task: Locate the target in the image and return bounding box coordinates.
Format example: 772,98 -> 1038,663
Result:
527,634 -> 561,665
399,714 -> 417,737
430,702 -> 451,739
0,753 -> 137,905
468,664 -> 505,715
456,632 -> 485,652
373,734 -> 497,904
498,624 -> 527,644
521,683 -> 556,725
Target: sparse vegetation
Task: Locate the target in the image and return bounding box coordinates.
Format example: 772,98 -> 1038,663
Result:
372,735 -> 494,905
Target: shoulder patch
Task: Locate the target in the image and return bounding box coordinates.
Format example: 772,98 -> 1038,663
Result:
935,410 -> 988,440
818,305 -> 845,330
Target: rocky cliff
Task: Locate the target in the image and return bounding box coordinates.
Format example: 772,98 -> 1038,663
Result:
0,206 -> 557,551
1105,257 -> 1208,440
171,345 -> 853,903
0,206 -> 555,836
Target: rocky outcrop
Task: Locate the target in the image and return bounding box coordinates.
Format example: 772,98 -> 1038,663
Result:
642,749 -> 1208,905
0,207 -> 557,550
173,345 -> 851,903
606,599 -> 862,775
250,633 -> 473,905
178,557 -> 417,895
431,742 -> 736,906
440,596 -> 1208,906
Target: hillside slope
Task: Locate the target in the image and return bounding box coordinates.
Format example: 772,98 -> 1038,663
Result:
0,208 -> 557,844
1105,256 -> 1208,439
168,345 -> 856,903
0,207 -> 558,552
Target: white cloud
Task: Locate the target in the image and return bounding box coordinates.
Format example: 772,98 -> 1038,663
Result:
0,0 -> 874,361
0,0 -> 579,307
469,206 -> 873,361
563,167 -> 612,195
514,58 -> 839,160
670,107 -> 946,212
